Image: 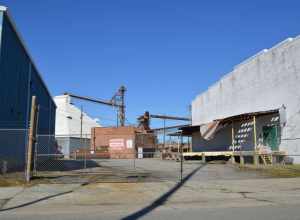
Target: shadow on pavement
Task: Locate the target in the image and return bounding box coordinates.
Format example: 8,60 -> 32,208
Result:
0,190 -> 74,212
121,163 -> 206,220
36,159 -> 99,172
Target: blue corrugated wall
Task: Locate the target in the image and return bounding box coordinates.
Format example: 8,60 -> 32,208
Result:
0,12 -> 56,133
0,11 -> 56,171
0,12 -> 2,59
0,12 -> 29,128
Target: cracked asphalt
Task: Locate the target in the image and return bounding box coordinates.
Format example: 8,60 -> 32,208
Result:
0,159 -> 300,220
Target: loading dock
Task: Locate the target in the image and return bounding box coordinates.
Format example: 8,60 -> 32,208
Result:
181,109 -> 288,165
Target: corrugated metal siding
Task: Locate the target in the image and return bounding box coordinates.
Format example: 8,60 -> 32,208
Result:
0,11 -> 56,171
0,12 -> 56,133
0,12 -> 29,128
0,130 -> 27,171
30,64 -> 55,134
0,12 -> 3,54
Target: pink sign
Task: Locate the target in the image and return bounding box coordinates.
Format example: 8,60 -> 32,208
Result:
109,139 -> 125,149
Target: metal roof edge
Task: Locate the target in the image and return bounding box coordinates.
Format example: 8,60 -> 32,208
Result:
192,34 -> 300,105
2,6 -> 56,107
233,49 -> 269,70
0,5 -> 7,11
214,108 -> 279,122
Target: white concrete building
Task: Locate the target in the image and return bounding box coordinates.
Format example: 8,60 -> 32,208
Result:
190,36 -> 300,163
54,95 -> 101,157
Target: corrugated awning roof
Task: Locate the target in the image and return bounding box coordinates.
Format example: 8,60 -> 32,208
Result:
215,109 -> 279,123
180,109 -> 279,136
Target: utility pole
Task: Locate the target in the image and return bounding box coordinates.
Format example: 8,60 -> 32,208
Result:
116,109 -> 119,128
80,106 -> 83,163
163,118 -> 166,150
25,96 -> 37,182
33,105 -> 40,176
80,106 -> 83,140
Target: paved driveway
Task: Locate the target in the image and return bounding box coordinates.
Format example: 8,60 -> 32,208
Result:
1,160 -> 300,220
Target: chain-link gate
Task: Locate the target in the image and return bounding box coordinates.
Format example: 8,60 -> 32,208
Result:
33,134 -> 92,177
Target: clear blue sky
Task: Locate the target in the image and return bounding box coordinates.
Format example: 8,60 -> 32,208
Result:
1,0 -> 300,127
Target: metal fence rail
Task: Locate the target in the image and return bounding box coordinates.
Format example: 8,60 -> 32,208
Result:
31,133 -> 188,183
1,127 -> 300,183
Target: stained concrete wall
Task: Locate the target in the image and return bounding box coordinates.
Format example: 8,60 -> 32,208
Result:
192,36 -> 300,163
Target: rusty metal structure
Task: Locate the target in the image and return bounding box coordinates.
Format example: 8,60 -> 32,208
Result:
137,111 -> 191,132
64,86 -> 126,127
137,111 -> 191,160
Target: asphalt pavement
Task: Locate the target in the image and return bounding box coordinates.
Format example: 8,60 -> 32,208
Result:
0,159 -> 300,220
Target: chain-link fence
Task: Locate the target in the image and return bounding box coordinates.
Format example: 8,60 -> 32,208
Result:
34,133 -> 93,175
1,126 -> 300,183
31,131 -> 194,183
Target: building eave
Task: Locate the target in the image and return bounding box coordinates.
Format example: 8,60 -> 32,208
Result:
215,109 -> 279,123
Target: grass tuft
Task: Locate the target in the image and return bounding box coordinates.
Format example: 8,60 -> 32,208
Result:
238,164 -> 300,178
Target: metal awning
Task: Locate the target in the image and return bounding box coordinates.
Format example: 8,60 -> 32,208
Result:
215,109 -> 279,123
179,109 -> 279,138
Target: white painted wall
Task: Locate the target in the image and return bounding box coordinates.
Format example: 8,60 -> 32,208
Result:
54,95 -> 101,137
192,36 -> 300,162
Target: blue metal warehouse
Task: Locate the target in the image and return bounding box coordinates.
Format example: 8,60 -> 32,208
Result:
0,6 -> 56,171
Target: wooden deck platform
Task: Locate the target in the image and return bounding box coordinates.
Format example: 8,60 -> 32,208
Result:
183,151 -> 286,157
183,151 -> 287,165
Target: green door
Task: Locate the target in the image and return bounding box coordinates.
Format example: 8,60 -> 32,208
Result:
263,126 -> 278,151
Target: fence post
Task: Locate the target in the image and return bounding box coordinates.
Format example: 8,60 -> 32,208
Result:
180,132 -> 183,182
253,115 -> 259,166
231,121 -> 236,164
25,96 -> 37,182
240,154 -> 245,166
84,134 -> 87,169
33,105 -> 40,176
202,152 -> 206,163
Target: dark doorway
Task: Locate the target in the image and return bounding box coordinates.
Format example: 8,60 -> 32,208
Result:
263,125 -> 279,151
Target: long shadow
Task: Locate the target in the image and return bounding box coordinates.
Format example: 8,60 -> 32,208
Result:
0,190 -> 73,212
121,163 -> 206,220
36,159 -> 99,172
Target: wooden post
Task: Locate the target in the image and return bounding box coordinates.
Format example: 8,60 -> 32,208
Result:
231,121 -> 235,164
271,153 -> 276,165
163,119 -> 166,150
25,96 -> 37,182
33,105 -> 40,176
177,136 -> 180,154
80,105 -> 83,156
202,152 -> 206,163
240,155 -> 245,166
180,132 -> 183,182
253,115 -> 258,166
188,136 -> 191,152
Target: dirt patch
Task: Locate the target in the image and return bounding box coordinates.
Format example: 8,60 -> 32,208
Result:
0,176 -> 24,187
238,165 -> 300,178
0,172 -> 50,187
